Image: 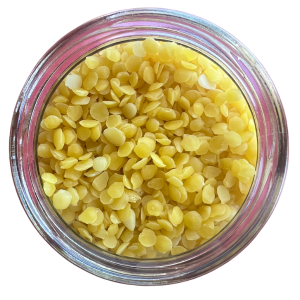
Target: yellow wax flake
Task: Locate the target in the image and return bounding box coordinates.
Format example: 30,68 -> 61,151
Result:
181,60 -> 197,70
134,143 -> 152,158
107,182 -> 124,198
85,56 -> 99,69
226,88 -> 243,103
90,102 -> 109,122
224,131 -> 242,147
154,235 -> 172,253
52,95 -> 69,103
185,229 -> 200,241
139,228 -> 157,247
204,103 -> 219,118
193,100 -> 204,117
164,120 -> 184,131
79,120 -> 99,128
106,115 -> 122,128
198,206 -> 211,221
41,173 -> 57,184
38,38 -> 257,259
167,176 -> 183,187
60,157 -> 78,169
184,173 -> 204,193
53,190 -> 72,210
92,171 -> 109,192
118,142 -> 134,157
170,206 -> 183,225
204,66 -> 221,83
142,37 -> 159,55
65,74 -> 82,89
44,115 -> 62,129
141,165 -> 157,180
171,246 -> 187,255
103,236 -> 118,248
157,219 -> 173,231
78,207 -> 99,224
203,166 -> 222,179
157,108 -> 176,121
106,49 -> 121,62
43,182 -> 56,197
53,128 -> 65,150
93,156 -> 107,172
131,171 -> 143,190
71,95 -> 90,106
217,185 -> 231,204
147,200 -> 163,216
181,135 -> 201,151
74,159 -> 93,171
103,128 -> 126,146
183,211 -> 202,231
202,184 -> 215,204
132,158 -> 148,170
147,178 -> 164,190
150,153 -> 166,168
122,103 -> 137,119
228,116 -> 245,133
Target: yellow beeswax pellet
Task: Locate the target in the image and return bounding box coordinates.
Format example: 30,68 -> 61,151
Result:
53,190 -> 72,210
154,235 -> 172,253
184,211 -> 202,231
147,200 -> 163,216
138,228 -> 157,247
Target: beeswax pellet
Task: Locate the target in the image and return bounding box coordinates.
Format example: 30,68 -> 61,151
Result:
53,190 -> 72,210
147,200 -> 163,216
139,228 -> 157,247
184,211 -> 202,231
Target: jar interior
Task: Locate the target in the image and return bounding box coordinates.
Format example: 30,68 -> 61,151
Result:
35,36 -> 258,260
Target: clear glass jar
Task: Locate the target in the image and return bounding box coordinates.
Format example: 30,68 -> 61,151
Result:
9,8 -> 288,285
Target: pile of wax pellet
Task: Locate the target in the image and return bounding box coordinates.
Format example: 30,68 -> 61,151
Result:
37,38 -> 257,258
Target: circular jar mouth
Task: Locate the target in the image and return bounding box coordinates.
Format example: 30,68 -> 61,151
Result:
10,8 -> 288,285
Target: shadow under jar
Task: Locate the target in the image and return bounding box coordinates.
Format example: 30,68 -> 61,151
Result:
10,8 -> 288,285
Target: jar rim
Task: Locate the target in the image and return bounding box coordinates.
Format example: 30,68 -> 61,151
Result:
10,8 -> 288,285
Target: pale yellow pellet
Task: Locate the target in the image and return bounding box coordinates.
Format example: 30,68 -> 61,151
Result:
44,115 -> 62,129
138,228 -> 157,247
147,200 -> 163,216
122,103 -> 137,119
217,185 -> 231,204
41,173 -> 57,184
93,156 -> 107,172
184,173 -> 204,193
78,207 -> 98,224
43,182 -> 56,197
65,74 -> 82,89
181,135 -> 201,151
154,235 -> 172,253
53,190 -> 72,210
90,102 -> 109,122
92,171 -> 109,192
85,56 -> 99,69
183,211 -> 202,231
202,184 -> 215,204
103,128 -> 126,146
170,206 -> 183,225
107,182 -> 124,198
53,128 -> 65,150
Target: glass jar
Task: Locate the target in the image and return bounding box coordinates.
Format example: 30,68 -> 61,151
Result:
9,8 -> 288,285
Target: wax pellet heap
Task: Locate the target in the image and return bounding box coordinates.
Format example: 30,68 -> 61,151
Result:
37,38 -> 257,258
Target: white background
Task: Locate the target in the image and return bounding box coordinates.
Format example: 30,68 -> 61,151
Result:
1,0 -> 299,299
